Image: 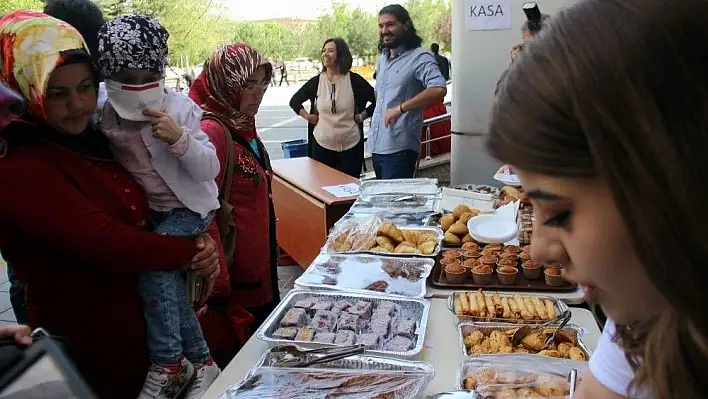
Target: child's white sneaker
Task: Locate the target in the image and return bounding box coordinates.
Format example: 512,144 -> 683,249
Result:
138,356 -> 194,399
184,359 -> 220,399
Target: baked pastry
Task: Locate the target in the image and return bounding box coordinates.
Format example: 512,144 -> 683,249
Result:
370,314 -> 392,337
449,221 -> 469,236
393,244 -> 422,254
444,231 -> 462,245
334,330 -> 357,346
356,333 -> 380,349
337,313 -> 361,333
402,230 -> 419,245
419,240 -> 436,255
440,214 -> 455,231
295,327 -> 315,341
280,307 -> 308,327
273,327 -> 297,340
293,298 -> 318,312
313,332 -> 336,344
459,212 -> 474,225
461,234 -> 474,244
311,300 -> 333,312
311,310 -> 337,332
452,204 -> 472,219
385,336 -> 414,352
349,301 -> 373,319
375,236 -> 395,252
374,301 -> 397,316
377,222 -> 404,243
332,300 -> 353,315
393,318 -> 417,339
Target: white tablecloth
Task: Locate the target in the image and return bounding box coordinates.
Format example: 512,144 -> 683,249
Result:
201,298 -> 600,398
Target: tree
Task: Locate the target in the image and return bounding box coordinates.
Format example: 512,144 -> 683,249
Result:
303,4 -> 378,62
1,0 -> 44,13
404,0 -> 452,50
233,21 -> 297,62
434,12 -> 452,50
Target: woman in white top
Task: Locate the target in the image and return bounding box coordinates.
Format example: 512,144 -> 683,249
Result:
290,38 -> 375,177
486,0 -> 708,397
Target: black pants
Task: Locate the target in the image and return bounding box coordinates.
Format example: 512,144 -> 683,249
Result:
311,138 -> 364,178
279,75 -> 289,86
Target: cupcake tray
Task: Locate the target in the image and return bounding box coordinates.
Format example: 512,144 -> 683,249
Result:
429,254 -> 577,292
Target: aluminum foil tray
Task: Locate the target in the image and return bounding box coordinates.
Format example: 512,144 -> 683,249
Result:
342,210 -> 439,228
456,354 -> 588,393
219,364 -> 434,399
447,291 -> 570,324
256,345 -> 436,373
256,289 -> 431,357
325,225 -> 444,258
457,321 -> 592,360
295,254 -> 434,298
359,178 -> 439,197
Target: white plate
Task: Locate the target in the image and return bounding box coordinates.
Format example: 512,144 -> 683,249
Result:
494,173 -> 521,186
467,214 -> 518,244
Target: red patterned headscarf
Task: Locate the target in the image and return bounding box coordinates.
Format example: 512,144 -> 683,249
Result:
0,11 -> 91,123
188,44 -> 272,140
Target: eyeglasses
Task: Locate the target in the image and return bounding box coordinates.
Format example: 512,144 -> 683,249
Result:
244,83 -> 269,93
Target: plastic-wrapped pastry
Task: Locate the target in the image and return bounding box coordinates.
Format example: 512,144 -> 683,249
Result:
375,236 -> 395,252
273,327 -> 297,340
385,336 -> 414,352
356,333 -> 380,349
295,327 -> 314,341
280,307 -> 308,327
313,332 -> 336,344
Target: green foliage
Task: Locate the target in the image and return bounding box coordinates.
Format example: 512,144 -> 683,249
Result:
0,0 -> 451,67
0,0 -> 44,13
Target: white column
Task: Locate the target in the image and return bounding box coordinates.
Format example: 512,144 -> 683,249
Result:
450,0 -> 578,186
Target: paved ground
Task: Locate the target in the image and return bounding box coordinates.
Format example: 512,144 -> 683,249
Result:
257,83 -> 310,160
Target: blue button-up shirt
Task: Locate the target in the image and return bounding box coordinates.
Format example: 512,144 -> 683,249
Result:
369,46 -> 446,155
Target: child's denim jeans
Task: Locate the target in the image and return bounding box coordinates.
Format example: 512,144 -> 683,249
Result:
138,208 -> 213,364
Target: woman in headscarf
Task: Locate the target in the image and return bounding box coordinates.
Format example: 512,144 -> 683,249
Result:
0,11 -> 219,398
188,44 -> 278,367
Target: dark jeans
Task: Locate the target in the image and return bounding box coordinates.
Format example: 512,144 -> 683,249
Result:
372,150 -> 419,179
138,208 -> 213,364
6,263 -> 27,324
311,138 -> 364,178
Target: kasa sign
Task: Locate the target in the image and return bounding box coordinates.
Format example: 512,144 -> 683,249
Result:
465,0 -> 512,31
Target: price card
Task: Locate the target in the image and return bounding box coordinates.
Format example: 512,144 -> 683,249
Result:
322,183 -> 360,198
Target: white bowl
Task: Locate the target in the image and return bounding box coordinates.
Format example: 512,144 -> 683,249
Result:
494,173 -> 521,186
467,214 -> 519,244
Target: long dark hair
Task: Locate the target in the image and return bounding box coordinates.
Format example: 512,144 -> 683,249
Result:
321,38 -> 353,74
378,4 -> 423,52
487,0 -> 708,398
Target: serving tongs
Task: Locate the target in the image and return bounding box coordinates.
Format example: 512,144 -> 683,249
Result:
510,310 -> 572,347
269,344 -> 367,368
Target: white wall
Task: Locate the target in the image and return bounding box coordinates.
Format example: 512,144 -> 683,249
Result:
450,0 -> 579,186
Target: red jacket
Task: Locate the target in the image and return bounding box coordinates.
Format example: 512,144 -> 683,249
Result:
201,119 -> 276,307
0,123 -> 199,399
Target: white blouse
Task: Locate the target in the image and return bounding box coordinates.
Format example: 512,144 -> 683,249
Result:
313,72 -> 360,152
590,319 -> 650,398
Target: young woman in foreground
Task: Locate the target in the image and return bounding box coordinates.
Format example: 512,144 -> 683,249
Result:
488,0 -> 708,397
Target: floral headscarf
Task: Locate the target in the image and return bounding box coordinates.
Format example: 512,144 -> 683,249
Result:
0,11 -> 91,121
188,44 -> 272,140
96,14 -> 169,79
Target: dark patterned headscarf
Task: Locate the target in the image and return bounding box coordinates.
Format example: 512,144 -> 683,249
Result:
188,44 -> 272,141
96,14 -> 169,79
